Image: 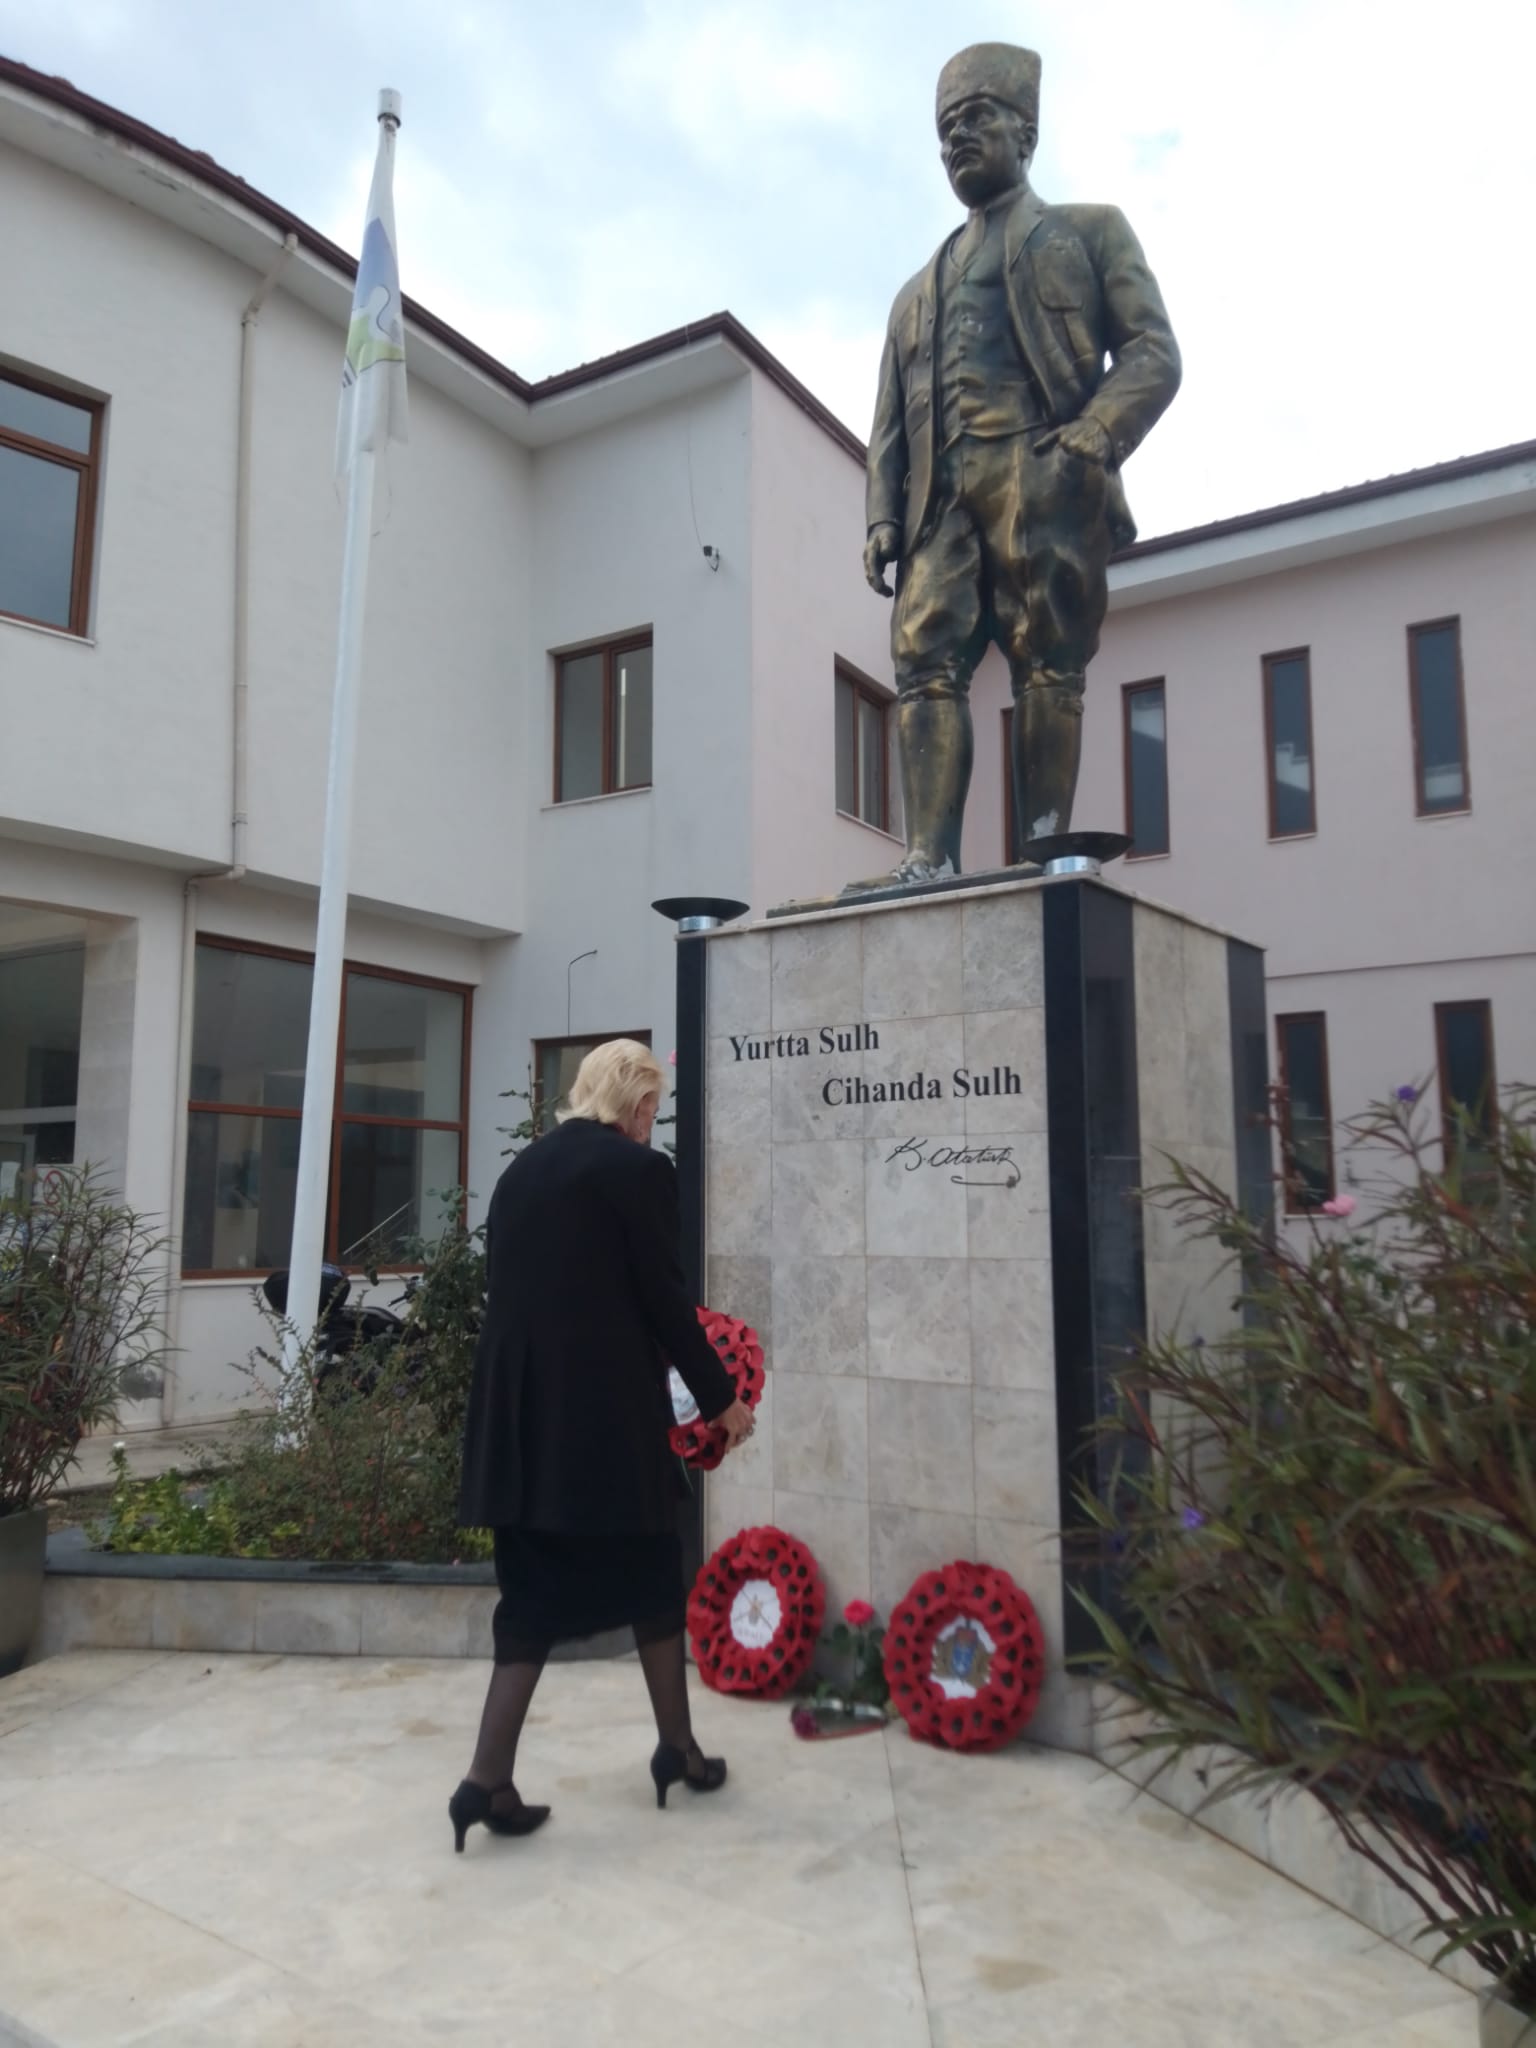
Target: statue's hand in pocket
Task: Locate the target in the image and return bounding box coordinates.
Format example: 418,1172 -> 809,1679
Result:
1034,418 -> 1113,467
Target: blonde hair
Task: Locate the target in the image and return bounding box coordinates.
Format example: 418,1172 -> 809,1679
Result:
562,1038 -> 667,1129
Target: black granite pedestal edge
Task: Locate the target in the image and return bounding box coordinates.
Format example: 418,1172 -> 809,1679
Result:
1227,939 -> 1274,1242
1043,882 -> 1147,1663
672,931 -> 710,1588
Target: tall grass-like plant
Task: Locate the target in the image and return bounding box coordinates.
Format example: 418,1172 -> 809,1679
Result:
0,1169 -> 171,1514
1079,1090 -> 1536,2010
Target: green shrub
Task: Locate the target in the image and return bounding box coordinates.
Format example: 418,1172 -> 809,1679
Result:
0,1169 -> 171,1515
212,1195 -> 490,1563
92,1446 -> 251,1557
92,1194 -> 492,1566
1078,1089 -> 1536,2006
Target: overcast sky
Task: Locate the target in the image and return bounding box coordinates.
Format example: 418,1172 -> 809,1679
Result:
3,0 -> 1532,536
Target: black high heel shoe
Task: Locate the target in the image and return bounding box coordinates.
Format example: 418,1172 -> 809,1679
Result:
650,1740 -> 727,1809
449,1779 -> 551,1852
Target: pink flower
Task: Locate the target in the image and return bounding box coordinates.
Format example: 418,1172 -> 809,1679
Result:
1320,1194 -> 1357,1218
667,1050 -> 677,1067
844,1599 -> 876,1628
790,1706 -> 820,1739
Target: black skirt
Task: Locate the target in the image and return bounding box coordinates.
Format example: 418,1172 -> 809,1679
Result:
491,1525 -> 685,1660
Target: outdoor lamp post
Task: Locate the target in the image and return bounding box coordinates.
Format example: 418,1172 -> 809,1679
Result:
652,895 -> 749,1589
651,897 -> 749,1292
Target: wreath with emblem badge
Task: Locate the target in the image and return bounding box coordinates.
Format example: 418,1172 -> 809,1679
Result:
882,1561 -> 1045,1752
666,1307 -> 765,1471
688,1526 -> 824,1700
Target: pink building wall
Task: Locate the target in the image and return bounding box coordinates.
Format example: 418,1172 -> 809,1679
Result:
1075,506 -> 1536,1180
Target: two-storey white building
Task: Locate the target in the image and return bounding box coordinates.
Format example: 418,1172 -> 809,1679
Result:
0,59 -> 907,1422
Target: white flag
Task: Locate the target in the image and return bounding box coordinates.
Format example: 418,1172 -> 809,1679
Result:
335,101 -> 408,478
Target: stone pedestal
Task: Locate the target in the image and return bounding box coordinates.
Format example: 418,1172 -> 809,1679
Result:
683,874 -> 1268,1750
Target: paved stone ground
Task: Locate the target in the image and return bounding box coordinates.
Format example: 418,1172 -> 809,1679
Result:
0,1652 -> 1474,2047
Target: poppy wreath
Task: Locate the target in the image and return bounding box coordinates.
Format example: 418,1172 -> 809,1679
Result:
667,1307 -> 766,1472
882,1561 -> 1045,1753
688,1525 -> 825,1700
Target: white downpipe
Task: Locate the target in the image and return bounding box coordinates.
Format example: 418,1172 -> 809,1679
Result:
160,231 -> 297,1426
233,231 -> 298,879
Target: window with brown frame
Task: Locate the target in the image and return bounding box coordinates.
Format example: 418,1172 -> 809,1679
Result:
0,368 -> 103,636
1408,619 -> 1470,817
554,633 -> 653,801
1263,649 -> 1316,839
835,662 -> 902,835
1275,1012 -> 1334,1212
1123,679 -> 1170,857
1435,999 -> 1497,1187
182,938 -> 471,1277
532,1031 -> 651,1132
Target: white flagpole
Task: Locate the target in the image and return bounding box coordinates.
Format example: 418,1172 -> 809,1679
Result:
282,91 -> 405,1393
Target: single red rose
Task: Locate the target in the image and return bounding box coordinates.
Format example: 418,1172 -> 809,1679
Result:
843,1599 -> 877,1629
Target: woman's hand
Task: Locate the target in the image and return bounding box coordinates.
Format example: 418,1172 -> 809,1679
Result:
713,1399 -> 756,1451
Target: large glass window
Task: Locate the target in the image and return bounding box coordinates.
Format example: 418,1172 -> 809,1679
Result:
554,634 -> 653,801
533,1032 -> 651,1133
1436,999 -> 1496,1187
183,941 -> 469,1274
1264,650 -> 1316,839
1276,1012 -> 1334,1213
835,663 -> 902,836
1409,620 -> 1470,817
0,936 -> 85,1203
0,369 -> 102,636
1123,680 -> 1170,857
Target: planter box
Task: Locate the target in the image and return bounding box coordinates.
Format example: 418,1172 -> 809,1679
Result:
1482,1988 -> 1536,2047
32,1531 -> 630,1664
0,1507 -> 48,1678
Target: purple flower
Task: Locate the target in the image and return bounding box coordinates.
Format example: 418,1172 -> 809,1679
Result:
790,1706 -> 821,1739
1396,1085 -> 1419,1104
1181,1506 -> 1207,1531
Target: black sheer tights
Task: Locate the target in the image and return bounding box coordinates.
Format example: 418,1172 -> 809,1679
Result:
632,1614 -> 694,1756
464,1614 -> 701,1808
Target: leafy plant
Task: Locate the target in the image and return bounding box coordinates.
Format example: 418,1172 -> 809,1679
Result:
81,1193 -> 493,1567
1077,1088 -> 1536,2009
498,1068 -> 547,1155
202,1194 -> 490,1564
811,1598 -> 893,1712
92,1445 -> 251,1557
0,1169 -> 172,1515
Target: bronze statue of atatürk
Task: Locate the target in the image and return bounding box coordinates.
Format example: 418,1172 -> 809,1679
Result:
862,42 -> 1181,886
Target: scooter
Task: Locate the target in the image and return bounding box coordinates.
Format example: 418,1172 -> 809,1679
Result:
260,1263 -> 415,1399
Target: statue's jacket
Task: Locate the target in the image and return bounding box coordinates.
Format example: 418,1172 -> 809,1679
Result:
867,186 -> 1181,556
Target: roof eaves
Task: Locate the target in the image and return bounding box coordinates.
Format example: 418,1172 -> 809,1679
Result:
1115,439 -> 1536,562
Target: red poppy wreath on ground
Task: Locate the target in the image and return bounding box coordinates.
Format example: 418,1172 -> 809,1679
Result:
882,1561 -> 1045,1753
666,1307 -> 765,1471
688,1526 -> 825,1700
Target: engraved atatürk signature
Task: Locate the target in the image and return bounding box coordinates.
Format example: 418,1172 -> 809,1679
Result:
884,1137 -> 1021,1189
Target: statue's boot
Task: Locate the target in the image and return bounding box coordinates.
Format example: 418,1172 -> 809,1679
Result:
1010,670 -> 1085,855
844,683 -> 974,893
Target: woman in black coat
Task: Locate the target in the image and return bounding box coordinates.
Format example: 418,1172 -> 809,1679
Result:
450,1039 -> 753,1850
